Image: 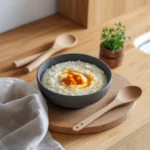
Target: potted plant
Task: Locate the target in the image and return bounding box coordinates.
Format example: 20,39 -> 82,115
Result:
100,22 -> 130,68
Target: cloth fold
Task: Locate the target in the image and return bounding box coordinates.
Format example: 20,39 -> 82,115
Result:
0,78 -> 64,150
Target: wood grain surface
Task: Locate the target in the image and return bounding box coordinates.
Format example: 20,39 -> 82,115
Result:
0,5 -> 150,150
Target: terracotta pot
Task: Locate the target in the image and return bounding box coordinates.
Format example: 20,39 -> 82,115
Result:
99,42 -> 124,68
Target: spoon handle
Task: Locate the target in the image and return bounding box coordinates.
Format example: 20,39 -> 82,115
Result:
12,52 -> 44,68
24,46 -> 61,73
72,100 -> 119,132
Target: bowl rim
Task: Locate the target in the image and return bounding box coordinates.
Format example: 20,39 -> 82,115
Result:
37,53 -> 112,98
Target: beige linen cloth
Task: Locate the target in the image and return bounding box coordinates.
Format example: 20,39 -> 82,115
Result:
0,78 -> 64,150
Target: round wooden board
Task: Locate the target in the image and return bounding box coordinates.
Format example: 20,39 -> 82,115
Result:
46,74 -> 135,134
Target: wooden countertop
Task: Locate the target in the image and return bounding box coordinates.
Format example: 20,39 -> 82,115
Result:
0,5 -> 150,150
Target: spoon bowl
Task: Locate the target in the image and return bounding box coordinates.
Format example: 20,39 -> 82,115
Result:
117,86 -> 142,103
55,34 -> 78,48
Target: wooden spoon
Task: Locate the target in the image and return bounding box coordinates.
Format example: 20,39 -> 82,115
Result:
73,86 -> 142,132
24,34 -> 78,73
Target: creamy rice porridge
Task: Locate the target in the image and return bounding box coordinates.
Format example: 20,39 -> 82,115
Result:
41,61 -> 107,96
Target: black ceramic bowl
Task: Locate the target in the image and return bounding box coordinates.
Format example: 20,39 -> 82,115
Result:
37,54 -> 112,108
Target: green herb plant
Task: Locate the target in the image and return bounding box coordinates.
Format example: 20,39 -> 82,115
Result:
101,22 -> 130,53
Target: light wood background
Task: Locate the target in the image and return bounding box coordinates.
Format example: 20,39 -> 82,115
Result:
59,0 -> 150,28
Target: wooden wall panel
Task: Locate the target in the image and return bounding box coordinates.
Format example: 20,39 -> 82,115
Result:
88,0 -> 150,27
59,0 -> 89,27
59,0 -> 150,28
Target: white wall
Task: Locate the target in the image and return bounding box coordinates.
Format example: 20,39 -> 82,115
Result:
0,0 -> 58,33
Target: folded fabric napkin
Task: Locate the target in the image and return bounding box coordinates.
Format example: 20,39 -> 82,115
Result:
0,78 -> 64,150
